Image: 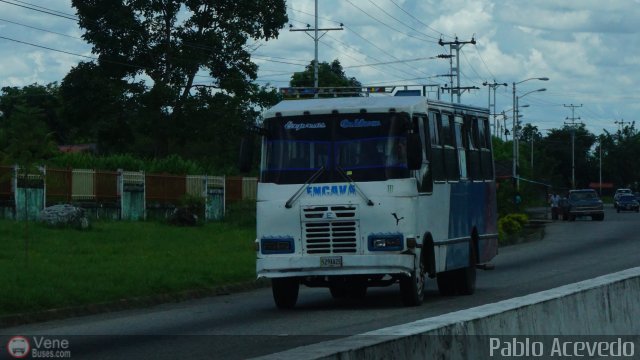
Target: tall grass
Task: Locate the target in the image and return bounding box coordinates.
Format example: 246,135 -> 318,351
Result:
0,219 -> 256,316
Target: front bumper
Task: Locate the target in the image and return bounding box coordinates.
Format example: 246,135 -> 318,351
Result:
257,254 -> 415,278
569,209 -> 604,216
618,204 -> 639,211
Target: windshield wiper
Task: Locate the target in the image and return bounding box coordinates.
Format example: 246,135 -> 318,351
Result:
285,166 -> 325,209
336,166 -> 374,206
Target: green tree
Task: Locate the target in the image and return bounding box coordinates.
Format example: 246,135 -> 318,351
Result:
598,122 -> 640,189
60,62 -> 142,153
71,0 -> 288,159
0,104 -> 56,165
0,84 -> 66,144
540,125 -> 595,189
290,59 -> 362,96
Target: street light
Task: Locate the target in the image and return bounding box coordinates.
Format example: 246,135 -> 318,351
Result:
512,77 -> 549,189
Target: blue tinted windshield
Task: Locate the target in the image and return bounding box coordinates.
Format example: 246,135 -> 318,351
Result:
261,113 -> 410,184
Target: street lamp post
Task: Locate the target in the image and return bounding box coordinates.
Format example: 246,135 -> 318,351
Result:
512,77 -> 549,189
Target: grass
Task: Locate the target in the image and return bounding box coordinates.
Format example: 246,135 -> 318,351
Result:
0,218 -> 256,317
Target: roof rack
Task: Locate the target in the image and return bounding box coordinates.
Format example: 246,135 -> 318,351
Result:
279,85 -> 441,99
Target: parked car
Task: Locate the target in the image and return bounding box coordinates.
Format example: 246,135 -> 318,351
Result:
616,194 -> 639,213
614,188 -> 633,208
566,189 -> 604,221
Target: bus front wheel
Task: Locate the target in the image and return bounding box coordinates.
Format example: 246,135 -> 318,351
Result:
400,259 -> 425,306
272,277 -> 299,309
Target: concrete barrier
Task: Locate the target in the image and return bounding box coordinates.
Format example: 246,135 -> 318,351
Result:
254,267 -> 640,360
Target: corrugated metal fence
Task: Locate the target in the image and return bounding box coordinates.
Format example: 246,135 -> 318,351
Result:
0,166 -> 258,221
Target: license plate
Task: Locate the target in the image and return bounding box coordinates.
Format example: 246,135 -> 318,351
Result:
320,256 -> 343,267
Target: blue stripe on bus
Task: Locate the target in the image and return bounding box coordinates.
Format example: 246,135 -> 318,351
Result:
444,181 -> 498,270
448,181 -> 497,239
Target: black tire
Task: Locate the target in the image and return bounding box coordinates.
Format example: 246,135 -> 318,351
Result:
437,240 -> 477,296
400,258 -> 426,306
456,241 -> 477,295
272,278 -> 299,309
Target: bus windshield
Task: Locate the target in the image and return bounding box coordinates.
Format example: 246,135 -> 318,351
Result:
261,113 -> 410,184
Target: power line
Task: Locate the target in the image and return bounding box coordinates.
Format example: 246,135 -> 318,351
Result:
288,12 -> 430,81
343,56 -> 438,68
11,0 -> 77,18
344,0 -> 438,44
388,0 -> 453,40
366,0 -> 440,41
0,17 -> 83,40
0,34 -> 95,60
0,0 -> 77,21
473,44 -> 496,80
0,34 -> 219,82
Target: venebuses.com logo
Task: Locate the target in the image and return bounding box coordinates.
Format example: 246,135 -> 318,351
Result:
5,336 -> 71,359
6,336 -> 30,359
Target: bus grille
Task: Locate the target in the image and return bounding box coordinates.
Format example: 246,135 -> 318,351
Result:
302,206 -> 358,254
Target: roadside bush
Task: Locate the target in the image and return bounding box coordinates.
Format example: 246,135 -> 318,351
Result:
498,213 -> 529,244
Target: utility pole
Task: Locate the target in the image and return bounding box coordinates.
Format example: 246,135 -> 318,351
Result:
289,0 -> 343,95
564,104 -> 583,189
439,37 -> 479,103
599,136 -> 603,196
483,81 -> 507,136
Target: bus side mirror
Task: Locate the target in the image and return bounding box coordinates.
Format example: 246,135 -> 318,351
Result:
238,135 -> 255,173
407,133 -> 422,170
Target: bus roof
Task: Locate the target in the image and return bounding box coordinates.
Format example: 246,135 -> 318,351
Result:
263,96 -> 488,118
264,96 -> 427,118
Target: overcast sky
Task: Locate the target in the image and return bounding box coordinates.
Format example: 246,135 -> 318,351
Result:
1,0 -> 639,137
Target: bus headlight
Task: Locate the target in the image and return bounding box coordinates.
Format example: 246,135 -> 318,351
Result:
260,236 -> 295,254
368,233 -> 404,251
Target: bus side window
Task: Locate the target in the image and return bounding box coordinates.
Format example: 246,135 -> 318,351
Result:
479,117 -> 494,180
465,116 -> 482,180
428,111 -> 446,182
454,116 -> 467,180
441,113 -> 459,182
415,116 -> 432,193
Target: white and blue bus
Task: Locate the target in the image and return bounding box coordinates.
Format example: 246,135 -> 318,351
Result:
254,94 -> 498,308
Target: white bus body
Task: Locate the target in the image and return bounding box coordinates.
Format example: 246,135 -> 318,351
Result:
255,96 -> 498,308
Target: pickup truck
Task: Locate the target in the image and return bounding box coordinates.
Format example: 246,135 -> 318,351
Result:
564,189 -> 604,221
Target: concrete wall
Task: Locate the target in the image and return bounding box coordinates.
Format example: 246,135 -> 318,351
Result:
255,267 -> 640,360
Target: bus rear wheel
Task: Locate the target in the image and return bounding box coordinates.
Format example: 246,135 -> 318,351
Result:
436,241 -> 477,296
272,277 -> 299,309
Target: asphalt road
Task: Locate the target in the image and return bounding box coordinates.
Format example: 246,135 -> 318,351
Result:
2,206 -> 639,359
